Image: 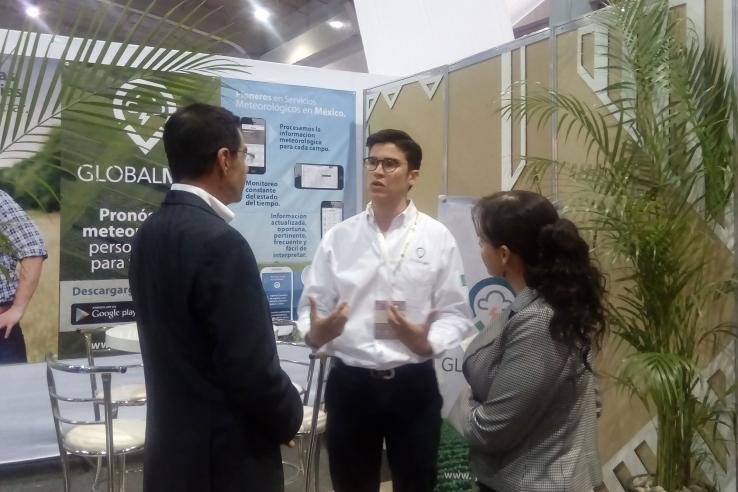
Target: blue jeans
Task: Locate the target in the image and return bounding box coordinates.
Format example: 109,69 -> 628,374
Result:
0,322 -> 27,364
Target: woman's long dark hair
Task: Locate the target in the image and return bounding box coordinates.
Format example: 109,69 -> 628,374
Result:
473,190 -> 606,367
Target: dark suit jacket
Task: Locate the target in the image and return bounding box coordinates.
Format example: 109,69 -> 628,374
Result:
448,288 -> 601,492
129,190 -> 303,492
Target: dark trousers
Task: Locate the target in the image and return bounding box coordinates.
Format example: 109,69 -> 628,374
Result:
0,322 -> 27,364
324,359 -> 442,492
477,483 -> 497,492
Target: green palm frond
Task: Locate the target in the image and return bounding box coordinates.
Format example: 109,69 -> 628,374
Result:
0,2 -> 251,359
0,0 -> 248,209
617,350 -> 734,485
617,352 -> 698,410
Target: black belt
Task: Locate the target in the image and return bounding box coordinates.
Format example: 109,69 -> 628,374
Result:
333,358 -> 433,381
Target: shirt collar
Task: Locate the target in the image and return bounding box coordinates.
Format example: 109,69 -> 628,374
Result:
170,183 -> 235,223
510,287 -> 539,314
366,200 -> 417,229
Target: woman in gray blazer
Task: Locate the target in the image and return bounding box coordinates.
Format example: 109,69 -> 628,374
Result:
449,191 -> 605,492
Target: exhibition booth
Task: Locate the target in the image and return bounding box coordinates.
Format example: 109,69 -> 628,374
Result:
0,31 -> 391,468
0,1 -> 736,491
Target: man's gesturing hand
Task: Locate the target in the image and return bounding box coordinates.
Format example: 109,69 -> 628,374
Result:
387,305 -> 436,356
305,296 -> 349,348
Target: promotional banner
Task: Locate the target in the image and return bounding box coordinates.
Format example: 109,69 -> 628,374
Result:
221,79 -> 356,320
57,74 -> 357,355
436,195 -> 515,416
58,70 -> 218,356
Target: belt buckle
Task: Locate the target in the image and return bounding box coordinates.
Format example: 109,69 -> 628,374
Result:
372,368 -> 395,380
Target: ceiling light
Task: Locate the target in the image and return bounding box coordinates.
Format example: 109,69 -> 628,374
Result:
254,7 -> 271,22
328,20 -> 345,29
25,5 -> 40,18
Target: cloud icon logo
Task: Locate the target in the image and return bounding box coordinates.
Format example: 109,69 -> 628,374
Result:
468,277 -> 515,329
476,289 -> 511,313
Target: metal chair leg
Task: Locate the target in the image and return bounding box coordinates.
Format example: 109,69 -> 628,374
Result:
107,452 -> 116,492
92,456 -> 103,491
117,454 -> 126,492
313,435 -> 322,492
59,449 -> 71,492
102,374 -> 115,492
304,434 -> 321,492
299,437 -> 307,475
304,357 -> 327,492
301,436 -> 310,492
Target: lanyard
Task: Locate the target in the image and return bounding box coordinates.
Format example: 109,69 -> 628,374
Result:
376,211 -> 419,279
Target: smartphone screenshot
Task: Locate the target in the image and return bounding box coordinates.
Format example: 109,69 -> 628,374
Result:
294,163 -> 344,190
260,266 -> 293,320
321,201 -> 344,237
240,117 -> 266,174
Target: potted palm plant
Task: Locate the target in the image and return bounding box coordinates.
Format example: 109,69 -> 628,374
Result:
506,0 -> 736,490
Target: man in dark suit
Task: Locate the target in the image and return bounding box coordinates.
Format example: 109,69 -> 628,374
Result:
129,103 -> 302,492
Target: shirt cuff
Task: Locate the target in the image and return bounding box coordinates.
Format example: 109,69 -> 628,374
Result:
427,334 -> 449,358
16,248 -> 48,259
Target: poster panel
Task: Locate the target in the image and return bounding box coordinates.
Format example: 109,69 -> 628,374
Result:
437,195 -> 515,416
222,79 -> 356,320
58,71 -> 218,356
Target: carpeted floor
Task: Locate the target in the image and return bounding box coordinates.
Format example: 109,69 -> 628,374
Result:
3,421 -> 473,492
435,420 -> 477,492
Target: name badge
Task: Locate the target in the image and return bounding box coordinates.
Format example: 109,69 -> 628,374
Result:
374,300 -> 406,340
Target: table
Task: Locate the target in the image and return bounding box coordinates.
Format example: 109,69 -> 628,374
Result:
105,322 -> 141,353
105,323 -> 310,388
105,323 -> 310,362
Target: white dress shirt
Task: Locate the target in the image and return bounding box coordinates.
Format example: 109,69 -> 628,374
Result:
297,201 -> 474,370
170,183 -> 235,223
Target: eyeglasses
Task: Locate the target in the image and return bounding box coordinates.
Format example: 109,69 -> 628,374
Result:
231,148 -> 255,165
363,156 -> 403,173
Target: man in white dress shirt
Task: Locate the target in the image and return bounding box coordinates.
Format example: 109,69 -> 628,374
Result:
298,129 -> 473,492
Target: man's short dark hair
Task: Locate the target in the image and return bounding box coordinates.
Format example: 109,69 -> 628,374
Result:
366,129 -> 422,171
163,103 -> 241,182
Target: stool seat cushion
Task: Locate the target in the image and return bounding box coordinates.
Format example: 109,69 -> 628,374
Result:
95,383 -> 147,403
292,382 -> 304,395
299,405 -> 326,434
64,419 -> 146,454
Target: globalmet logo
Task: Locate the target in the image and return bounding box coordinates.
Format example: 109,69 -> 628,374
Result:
112,79 -> 177,155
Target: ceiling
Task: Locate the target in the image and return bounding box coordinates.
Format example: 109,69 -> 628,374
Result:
0,0 -> 364,67
0,0 -> 603,74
